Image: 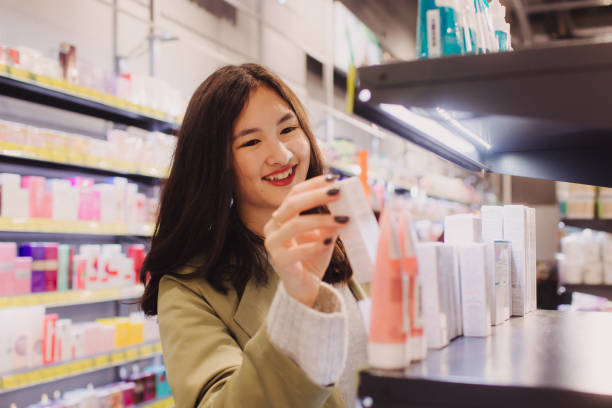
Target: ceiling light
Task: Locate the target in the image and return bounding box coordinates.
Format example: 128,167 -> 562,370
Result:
379,103 -> 476,155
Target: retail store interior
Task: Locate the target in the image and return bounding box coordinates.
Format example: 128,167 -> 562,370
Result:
0,0 -> 611,407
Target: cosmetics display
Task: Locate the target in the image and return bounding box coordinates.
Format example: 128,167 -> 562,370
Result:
0,173 -> 157,232
558,230 -> 612,285
0,306 -> 158,374
21,365 -> 172,408
416,0 -> 511,59
555,182 -> 612,219
0,43 -> 187,122
0,120 -> 176,178
0,242 -> 146,295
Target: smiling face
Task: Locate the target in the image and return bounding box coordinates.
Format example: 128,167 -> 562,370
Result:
232,86 -> 311,230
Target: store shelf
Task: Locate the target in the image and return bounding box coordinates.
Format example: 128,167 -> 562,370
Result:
358,310 -> 612,408
0,342 -> 162,394
136,396 -> 175,408
561,218 -> 612,233
0,217 -> 154,237
0,285 -> 144,309
0,70 -> 179,133
0,151 -> 167,183
560,284 -> 612,299
355,42 -> 612,188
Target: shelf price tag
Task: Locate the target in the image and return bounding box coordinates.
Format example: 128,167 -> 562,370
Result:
95,355 -> 110,367
140,344 -> 154,356
111,352 -> 125,363
125,348 -> 139,360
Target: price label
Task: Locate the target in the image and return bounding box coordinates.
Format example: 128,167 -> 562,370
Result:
154,343 -> 163,353
81,358 -> 94,370
8,66 -> 32,80
140,345 -> 154,356
2,374 -> 21,389
0,64 -> 7,73
95,355 -> 110,366
125,348 -> 139,360
111,352 -> 124,363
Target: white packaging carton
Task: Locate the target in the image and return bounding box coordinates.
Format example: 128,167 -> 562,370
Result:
327,177 -> 380,283
416,242 -> 450,349
444,214 -> 482,244
503,205 -> 528,316
527,207 -> 537,312
494,241 -> 511,321
458,243 -> 491,337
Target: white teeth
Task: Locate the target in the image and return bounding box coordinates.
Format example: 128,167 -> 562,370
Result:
265,167 -> 294,181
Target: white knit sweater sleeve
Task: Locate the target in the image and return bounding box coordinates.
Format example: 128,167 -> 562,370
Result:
266,281 -> 348,386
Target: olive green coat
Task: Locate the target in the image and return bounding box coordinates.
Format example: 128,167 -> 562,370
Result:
157,262 -> 367,408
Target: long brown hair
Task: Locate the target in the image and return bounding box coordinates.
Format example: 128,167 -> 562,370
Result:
140,63 -> 352,315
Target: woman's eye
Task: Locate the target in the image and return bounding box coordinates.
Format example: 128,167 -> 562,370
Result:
240,139 -> 260,148
280,126 -> 297,135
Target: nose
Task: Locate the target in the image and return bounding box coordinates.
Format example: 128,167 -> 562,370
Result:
265,138 -> 292,166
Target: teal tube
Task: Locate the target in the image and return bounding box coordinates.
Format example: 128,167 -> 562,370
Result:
57,244 -> 70,291
496,30 -> 509,51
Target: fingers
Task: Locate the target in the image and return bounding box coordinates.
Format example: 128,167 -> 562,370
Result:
271,236 -> 337,269
288,173 -> 339,195
272,183 -> 342,224
266,214 -> 347,248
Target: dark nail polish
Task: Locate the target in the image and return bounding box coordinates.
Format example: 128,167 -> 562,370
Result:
327,188 -> 340,196
323,237 -> 333,245
334,216 -> 350,224
325,174 -> 339,182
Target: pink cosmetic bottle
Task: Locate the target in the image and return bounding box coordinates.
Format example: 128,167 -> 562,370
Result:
0,242 -> 16,296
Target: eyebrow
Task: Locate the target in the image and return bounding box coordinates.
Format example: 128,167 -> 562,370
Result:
234,112 -> 296,140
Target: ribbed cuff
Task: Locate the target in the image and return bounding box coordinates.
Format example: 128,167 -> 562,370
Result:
266,281 -> 348,386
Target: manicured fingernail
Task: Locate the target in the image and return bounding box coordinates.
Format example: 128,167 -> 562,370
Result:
334,216 -> 350,223
323,237 -> 333,245
327,188 -> 340,196
325,174 -> 339,182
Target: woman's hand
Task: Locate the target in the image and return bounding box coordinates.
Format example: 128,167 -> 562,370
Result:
263,174 -> 349,307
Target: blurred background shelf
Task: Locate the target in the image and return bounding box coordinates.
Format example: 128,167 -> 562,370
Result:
0,285 -> 143,310
0,342 -> 162,394
559,284 -> 612,299
0,152 -> 166,184
358,310 -> 612,408
561,218 -> 612,233
0,217 -> 154,237
0,73 -> 179,133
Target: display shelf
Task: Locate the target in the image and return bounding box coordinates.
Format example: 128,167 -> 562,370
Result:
559,284 -> 612,299
0,151 -> 167,182
561,218 -> 612,233
136,396 -> 175,408
0,342 -> 162,394
358,310 -> 612,408
0,285 -> 143,310
0,217 -> 154,237
0,70 -> 179,133
355,42 -> 612,188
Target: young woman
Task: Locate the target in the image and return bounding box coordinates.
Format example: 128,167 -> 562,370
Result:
140,63 -> 368,408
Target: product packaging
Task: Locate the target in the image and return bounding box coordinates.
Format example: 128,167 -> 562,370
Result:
43,313 -> 58,364
20,243 -> 47,293
458,243 -> 491,337
417,0 -> 464,58
444,213 -> 482,244
13,256 -> 32,295
489,0 -> 512,51
326,177 -> 380,283
44,242 -> 59,291
503,205 -> 528,316
0,242 -> 16,296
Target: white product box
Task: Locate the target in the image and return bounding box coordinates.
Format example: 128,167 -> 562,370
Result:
56,318 -> 72,362
95,184 -> 119,224
503,205 -> 528,316
0,310 -> 13,374
527,207 -> 537,312
481,206 -> 504,242
28,306 -> 46,368
0,186 -> 30,218
446,245 -> 462,338
561,235 -> 583,262
458,243 -> 491,337
327,177 -> 380,283
50,179 -> 78,221
416,243 -> 450,350
583,262 -> 603,285
582,237 -> 601,264
603,235 -> 612,263
604,263 -> 612,285
558,260 -> 583,284
494,241 -> 512,321
0,173 -> 21,190
444,214 -> 482,244
80,245 -> 101,289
